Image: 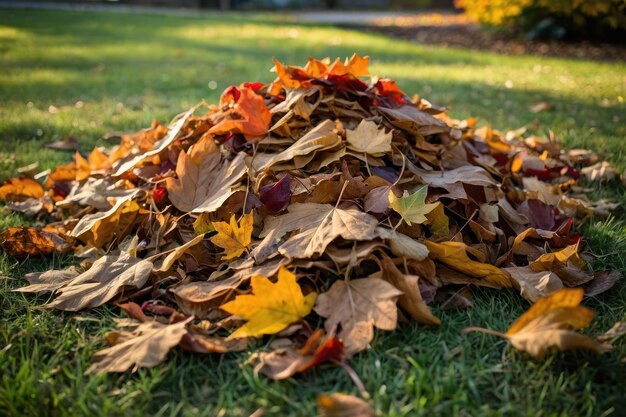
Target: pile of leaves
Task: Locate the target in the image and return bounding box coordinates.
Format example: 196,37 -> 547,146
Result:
1,55 -> 624,385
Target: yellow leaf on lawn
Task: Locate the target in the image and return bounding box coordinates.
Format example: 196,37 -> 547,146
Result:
465,288 -> 611,359
220,266 -> 316,339
210,212 -> 253,260
0,177 -> 44,202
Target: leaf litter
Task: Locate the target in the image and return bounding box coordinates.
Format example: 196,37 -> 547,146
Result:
1,55 -> 624,411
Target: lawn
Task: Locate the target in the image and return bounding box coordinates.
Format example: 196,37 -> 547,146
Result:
1,8 -> 625,417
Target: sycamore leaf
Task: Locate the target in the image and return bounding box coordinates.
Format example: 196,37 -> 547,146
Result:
425,241 -> 513,289
210,212 -> 254,260
346,120 -> 392,156
87,319 -> 190,373
165,135 -> 247,213
0,177 -> 44,202
317,393 -> 375,417
465,288 -> 611,359
47,252 -> 153,311
389,187 -> 438,226
220,266 -> 316,339
315,277 -> 402,355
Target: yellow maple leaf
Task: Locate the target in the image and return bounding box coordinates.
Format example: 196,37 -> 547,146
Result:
220,266 -> 317,339
210,212 -> 253,260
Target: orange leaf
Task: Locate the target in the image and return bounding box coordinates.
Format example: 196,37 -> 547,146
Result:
0,226 -> 72,258
0,177 -> 44,202
209,86 -> 270,138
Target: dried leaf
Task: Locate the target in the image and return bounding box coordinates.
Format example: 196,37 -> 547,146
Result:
503,266 -> 564,303
0,177 -> 44,202
87,318 -> 190,373
346,120 -> 391,156
0,227 -> 72,258
165,135 -> 247,213
47,252 -> 153,311
220,266 -> 316,339
315,277 -> 402,355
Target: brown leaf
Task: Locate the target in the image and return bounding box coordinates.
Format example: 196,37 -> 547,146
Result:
503,266 -> 564,303
15,266 -> 81,294
46,252 -> 153,311
315,277 -> 402,355
380,257 -> 440,325
87,318 -> 190,373
0,227 -> 73,258
165,135 -> 247,213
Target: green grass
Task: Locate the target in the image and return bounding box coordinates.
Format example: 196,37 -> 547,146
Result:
1,8 -> 625,417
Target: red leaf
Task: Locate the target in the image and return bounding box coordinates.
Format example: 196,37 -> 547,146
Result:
259,175 -> 291,214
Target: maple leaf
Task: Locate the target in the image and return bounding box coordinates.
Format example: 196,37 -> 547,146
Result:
464,288 -> 611,359
87,318 -> 190,373
165,135 -> 247,213
315,277 -> 402,355
220,266 -> 316,339
209,86 -> 271,139
388,186 -> 438,226
210,212 -> 253,260
345,119 -> 392,156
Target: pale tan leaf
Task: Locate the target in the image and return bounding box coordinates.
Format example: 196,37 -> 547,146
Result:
346,119 -> 391,156
503,266 -> 564,303
87,319 -> 189,373
48,252 -> 153,311
315,277 -> 402,355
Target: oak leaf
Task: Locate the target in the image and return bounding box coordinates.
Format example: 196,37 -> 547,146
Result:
388,187 -> 438,226
210,212 -> 253,260
315,277 -> 402,355
220,266 -> 316,339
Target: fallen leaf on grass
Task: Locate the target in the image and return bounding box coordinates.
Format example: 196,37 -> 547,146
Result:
0,227 -> 73,258
317,393 -> 375,417
315,277 -> 402,355
44,252 -> 153,311
210,212 -> 253,260
464,288 -> 611,359
87,318 -> 190,373
0,177 -> 44,202
220,266 -> 316,339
